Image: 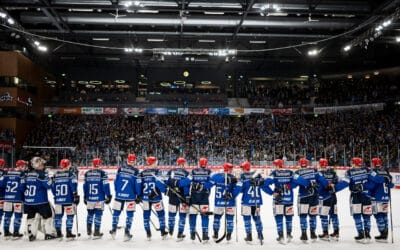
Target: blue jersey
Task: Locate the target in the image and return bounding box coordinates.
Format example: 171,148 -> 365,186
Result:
296,168 -> 328,198
1,169 -> 25,202
167,167 -> 190,196
369,168 -> 394,202
318,169 -> 348,200
83,169 -> 111,202
24,170 -> 52,205
52,170 -> 78,204
237,171 -> 263,206
114,164 -> 141,201
0,169 -> 6,199
344,167 -> 383,196
210,173 -> 238,207
264,169 -> 308,204
139,168 -> 166,202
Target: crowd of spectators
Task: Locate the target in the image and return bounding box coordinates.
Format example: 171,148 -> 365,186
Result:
0,129 -> 15,167
20,106 -> 400,170
250,76 -> 400,107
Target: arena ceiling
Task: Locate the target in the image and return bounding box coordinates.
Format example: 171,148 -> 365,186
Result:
0,0 -> 400,77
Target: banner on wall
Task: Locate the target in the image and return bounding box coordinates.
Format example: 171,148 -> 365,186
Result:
229,108 -> 244,115
189,108 -> 209,115
244,108 -> 265,114
44,107 -> 59,114
272,108 -> 292,115
103,107 -> 118,114
121,107 -> 144,115
209,108 -> 229,115
82,107 -> 104,114
146,108 -> 168,114
60,107 -> 81,114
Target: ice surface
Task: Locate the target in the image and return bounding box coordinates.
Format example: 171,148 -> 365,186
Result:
2,183 -> 400,250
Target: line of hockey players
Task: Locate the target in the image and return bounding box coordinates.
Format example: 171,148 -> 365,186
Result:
0,154 -> 394,244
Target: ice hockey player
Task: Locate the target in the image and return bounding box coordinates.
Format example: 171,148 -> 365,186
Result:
52,158 -> 79,240
25,156 -> 57,241
263,159 -> 308,244
188,157 -> 212,242
0,158 -> 6,233
83,158 -> 112,239
370,157 -> 394,243
210,162 -> 239,242
296,157 -> 328,243
0,159 -> 27,239
110,154 -> 141,241
237,161 -> 264,244
166,157 -> 190,241
139,156 -> 168,240
343,157 -> 384,243
317,158 -> 348,241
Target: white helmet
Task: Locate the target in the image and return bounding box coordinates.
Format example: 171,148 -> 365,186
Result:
30,157 -> 46,169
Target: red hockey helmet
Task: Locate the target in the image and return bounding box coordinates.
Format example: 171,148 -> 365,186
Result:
299,158 -> 308,167
60,158 -> 71,169
199,157 -> 208,168
371,157 -> 382,167
319,158 -> 328,167
146,156 -> 157,165
223,162 -> 233,172
127,154 -> 136,164
16,160 -> 28,168
177,157 -> 186,166
92,158 -> 102,167
0,158 -> 4,168
352,157 -> 362,166
273,159 -> 283,167
240,161 -> 251,171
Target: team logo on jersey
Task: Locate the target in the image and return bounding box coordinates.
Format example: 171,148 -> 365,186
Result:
286,207 -> 293,213
66,207 -> 72,213
15,204 -> 20,209
201,206 -> 208,212
154,203 -> 161,209
127,203 -> 135,209
310,207 -> 318,213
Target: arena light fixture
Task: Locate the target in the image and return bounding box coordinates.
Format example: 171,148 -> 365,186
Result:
147,38 -> 164,42
307,49 -> 319,57
343,45 -> 351,52
204,11 -> 224,15
37,46 -> 48,52
199,39 -> 215,43
134,48 -> 143,53
0,12 -> 6,18
249,40 -> 266,44
396,37 -> 400,43
7,18 -> 15,25
92,38 -> 109,41
124,48 -> 133,53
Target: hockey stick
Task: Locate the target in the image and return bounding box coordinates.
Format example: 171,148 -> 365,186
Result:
252,172 -> 263,245
389,188 -> 394,244
235,197 -> 238,243
137,202 -> 161,231
215,172 -> 228,243
151,173 -> 213,216
75,205 -> 81,237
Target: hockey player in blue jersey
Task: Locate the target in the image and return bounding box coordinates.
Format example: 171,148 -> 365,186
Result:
238,161 -> 264,244
139,156 -> 168,240
188,157 -> 212,242
263,159 -> 309,244
370,157 -> 394,243
166,157 -> 190,241
110,154 -> 141,241
210,162 -> 239,242
25,156 -> 57,241
296,157 -> 328,243
83,158 -> 112,239
0,160 -> 27,239
52,158 -> 79,240
317,158 -> 348,241
0,158 -> 5,233
343,157 -> 384,243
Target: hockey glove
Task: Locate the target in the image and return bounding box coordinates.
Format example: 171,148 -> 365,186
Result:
149,189 -> 159,200
223,191 -> 233,201
169,178 -> 179,188
105,195 -> 112,204
135,196 -> 142,204
185,196 -> 191,205
273,192 -> 282,203
193,182 -> 204,192
351,183 -> 364,193
73,193 -> 80,205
